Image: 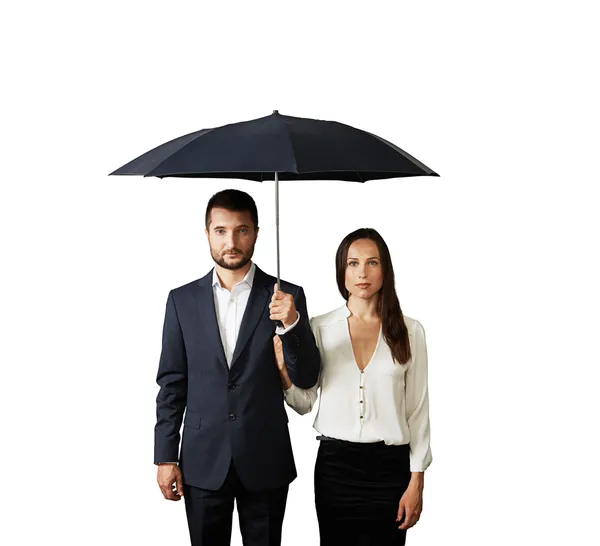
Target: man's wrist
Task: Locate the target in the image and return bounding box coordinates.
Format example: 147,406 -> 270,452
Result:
279,311 -> 300,332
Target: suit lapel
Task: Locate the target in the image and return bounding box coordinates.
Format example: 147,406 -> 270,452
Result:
194,271 -> 228,370
231,266 -> 271,369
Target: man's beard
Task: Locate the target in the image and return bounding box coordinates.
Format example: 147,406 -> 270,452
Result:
211,246 -> 254,270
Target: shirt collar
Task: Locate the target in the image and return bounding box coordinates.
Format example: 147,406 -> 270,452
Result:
212,261 -> 256,290
318,303 -> 352,325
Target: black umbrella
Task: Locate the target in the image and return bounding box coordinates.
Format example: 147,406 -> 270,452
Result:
110,110 -> 439,284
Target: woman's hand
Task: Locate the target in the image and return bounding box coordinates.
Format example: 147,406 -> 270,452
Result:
273,335 -> 292,389
273,334 -> 286,371
396,482 -> 423,530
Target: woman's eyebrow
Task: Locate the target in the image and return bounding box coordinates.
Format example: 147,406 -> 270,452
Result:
347,256 -> 379,260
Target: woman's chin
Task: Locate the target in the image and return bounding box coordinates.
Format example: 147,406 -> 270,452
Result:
351,289 -> 375,299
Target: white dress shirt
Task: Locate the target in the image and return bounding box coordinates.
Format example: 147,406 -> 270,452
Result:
212,262 -> 300,367
283,304 -> 432,472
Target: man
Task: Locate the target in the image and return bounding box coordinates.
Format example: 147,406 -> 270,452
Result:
154,189 -> 320,546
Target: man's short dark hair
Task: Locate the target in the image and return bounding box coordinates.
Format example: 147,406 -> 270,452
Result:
205,189 -> 259,230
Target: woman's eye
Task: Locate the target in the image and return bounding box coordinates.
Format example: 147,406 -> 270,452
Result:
348,261 -> 358,266
369,261 -> 379,266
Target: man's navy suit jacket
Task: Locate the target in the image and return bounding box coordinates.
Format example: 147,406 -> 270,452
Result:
154,265 -> 321,491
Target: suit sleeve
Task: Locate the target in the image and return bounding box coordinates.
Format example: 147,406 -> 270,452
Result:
277,286 -> 321,389
154,290 -> 188,464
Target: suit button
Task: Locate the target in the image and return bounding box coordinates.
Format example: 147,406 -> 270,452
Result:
228,382 -> 236,390
228,413 -> 236,421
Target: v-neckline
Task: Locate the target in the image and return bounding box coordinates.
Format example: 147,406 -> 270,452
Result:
346,318 -> 383,372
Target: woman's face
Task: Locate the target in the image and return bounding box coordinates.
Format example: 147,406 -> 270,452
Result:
344,238 -> 384,300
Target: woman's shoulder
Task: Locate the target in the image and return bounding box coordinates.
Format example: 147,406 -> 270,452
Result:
310,305 -> 351,329
403,315 -> 426,338
309,308 -> 425,332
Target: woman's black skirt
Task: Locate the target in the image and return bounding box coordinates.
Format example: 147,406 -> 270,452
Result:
314,437 -> 412,546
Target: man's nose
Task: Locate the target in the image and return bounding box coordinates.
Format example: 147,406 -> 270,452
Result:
224,233 -> 236,248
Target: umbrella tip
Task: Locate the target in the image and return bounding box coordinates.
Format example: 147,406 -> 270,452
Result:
273,109 -> 279,115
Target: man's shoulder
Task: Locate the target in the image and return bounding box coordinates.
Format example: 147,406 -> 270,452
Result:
170,271 -> 212,295
274,278 -> 302,294
167,265 -> 306,296
256,267 -> 302,294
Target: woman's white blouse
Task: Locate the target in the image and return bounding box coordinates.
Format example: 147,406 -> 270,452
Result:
284,305 -> 432,472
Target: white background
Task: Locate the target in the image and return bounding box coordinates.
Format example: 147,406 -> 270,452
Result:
2,1 -> 599,544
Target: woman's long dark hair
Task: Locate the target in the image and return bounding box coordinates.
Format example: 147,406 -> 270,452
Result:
335,228 -> 411,365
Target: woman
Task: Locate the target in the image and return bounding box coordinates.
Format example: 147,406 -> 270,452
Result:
273,228 -> 432,546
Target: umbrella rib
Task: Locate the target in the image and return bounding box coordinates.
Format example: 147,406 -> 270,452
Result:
278,117 -> 299,174
356,171 -> 364,182
365,130 -> 437,175
145,127 -> 218,176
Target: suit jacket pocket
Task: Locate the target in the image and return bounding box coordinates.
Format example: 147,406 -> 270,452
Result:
184,410 -> 201,429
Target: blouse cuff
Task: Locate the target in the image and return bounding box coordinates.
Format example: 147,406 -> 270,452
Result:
284,383 -> 298,395
409,451 -> 432,473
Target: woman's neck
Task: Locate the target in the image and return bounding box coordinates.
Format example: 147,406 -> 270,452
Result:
347,294 -> 380,322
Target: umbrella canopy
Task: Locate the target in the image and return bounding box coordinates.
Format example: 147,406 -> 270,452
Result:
110,111 -> 439,284
110,110 -> 438,181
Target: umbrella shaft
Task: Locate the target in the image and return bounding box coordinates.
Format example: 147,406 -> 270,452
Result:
275,172 -> 280,288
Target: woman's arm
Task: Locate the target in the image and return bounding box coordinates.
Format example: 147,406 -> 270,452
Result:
405,319 -> 433,473
397,319 -> 432,530
273,334 -> 319,415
